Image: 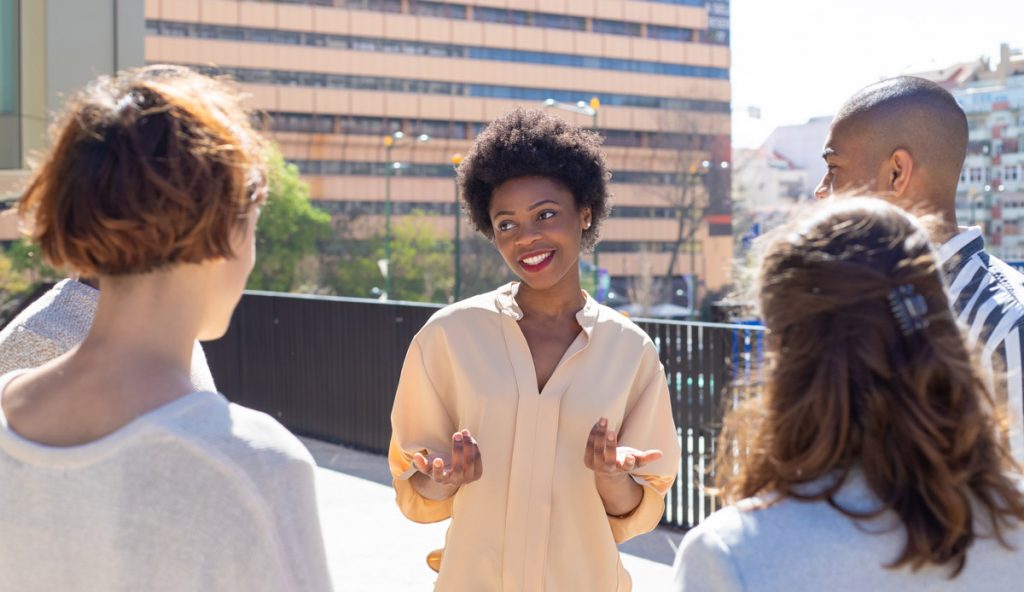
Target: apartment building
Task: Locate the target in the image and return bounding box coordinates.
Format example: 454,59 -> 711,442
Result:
0,0 -> 143,240
144,0 -> 733,298
951,47 -> 1024,258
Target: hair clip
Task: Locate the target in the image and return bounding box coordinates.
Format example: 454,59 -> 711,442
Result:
887,284 -> 929,336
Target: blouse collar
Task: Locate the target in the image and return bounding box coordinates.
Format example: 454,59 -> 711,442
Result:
495,282 -> 600,335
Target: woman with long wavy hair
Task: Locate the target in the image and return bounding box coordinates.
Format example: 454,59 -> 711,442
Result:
673,197 -> 1024,591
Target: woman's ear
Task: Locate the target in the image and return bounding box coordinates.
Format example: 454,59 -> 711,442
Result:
581,207 -> 592,230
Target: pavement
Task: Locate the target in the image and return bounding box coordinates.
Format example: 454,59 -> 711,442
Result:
303,437 -> 684,591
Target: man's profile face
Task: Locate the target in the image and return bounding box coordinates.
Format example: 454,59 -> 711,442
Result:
814,120 -> 887,199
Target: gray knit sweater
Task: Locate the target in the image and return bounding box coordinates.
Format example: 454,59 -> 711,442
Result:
0,279 -> 216,391
673,471 -> 1024,591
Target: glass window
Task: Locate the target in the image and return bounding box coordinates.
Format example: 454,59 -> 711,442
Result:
593,19 -> 642,37
162,22 -> 191,37
271,30 -> 302,45
648,25 -> 693,42
533,13 -> 585,31
1005,165 -> 1020,182
409,1 -> 467,19
474,6 -> 528,25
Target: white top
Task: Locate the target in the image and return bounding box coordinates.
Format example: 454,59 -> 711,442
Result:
672,472 -> 1024,592
0,279 -> 217,391
0,371 -> 333,592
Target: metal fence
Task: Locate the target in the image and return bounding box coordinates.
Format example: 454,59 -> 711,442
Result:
203,291 -> 765,530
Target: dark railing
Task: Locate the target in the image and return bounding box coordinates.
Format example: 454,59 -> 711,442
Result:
204,291 -> 765,530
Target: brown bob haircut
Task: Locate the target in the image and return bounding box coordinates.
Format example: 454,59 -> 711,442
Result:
19,64 -> 267,276
721,197 -> 1024,576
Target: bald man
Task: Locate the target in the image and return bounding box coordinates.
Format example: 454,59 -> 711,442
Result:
816,76 -> 1024,461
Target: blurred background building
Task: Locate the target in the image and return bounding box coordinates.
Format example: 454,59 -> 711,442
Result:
143,0 -> 733,309
0,0 -> 144,239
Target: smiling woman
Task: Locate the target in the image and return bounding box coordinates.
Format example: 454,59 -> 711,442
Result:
388,108 -> 681,591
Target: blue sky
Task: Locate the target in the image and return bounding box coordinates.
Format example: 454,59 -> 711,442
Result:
730,0 -> 1024,147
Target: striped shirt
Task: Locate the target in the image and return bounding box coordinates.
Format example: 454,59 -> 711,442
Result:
940,227 -> 1024,461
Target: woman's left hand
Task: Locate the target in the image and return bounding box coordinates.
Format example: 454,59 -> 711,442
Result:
584,417 -> 663,476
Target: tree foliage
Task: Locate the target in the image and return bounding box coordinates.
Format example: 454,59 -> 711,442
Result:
247,146 -> 333,292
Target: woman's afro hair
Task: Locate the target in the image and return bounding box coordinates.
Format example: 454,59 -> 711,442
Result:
456,108 -> 611,251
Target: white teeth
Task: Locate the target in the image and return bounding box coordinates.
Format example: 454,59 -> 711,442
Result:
521,252 -> 552,266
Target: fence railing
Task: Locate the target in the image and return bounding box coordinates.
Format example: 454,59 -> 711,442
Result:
203,291 -> 765,530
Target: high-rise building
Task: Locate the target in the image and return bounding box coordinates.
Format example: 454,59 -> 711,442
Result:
0,0 -> 144,240
947,46 -> 1024,258
143,0 -> 733,300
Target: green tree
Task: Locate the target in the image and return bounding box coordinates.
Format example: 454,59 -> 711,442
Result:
6,238 -> 59,284
247,146 -> 333,292
325,211 -> 457,303
389,211 -> 454,302
457,234 -> 514,297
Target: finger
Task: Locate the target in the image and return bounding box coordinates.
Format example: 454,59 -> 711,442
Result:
412,452 -> 429,473
431,457 -> 447,483
451,432 -> 465,481
604,428 -> 619,468
620,454 -> 637,472
593,419 -> 607,467
469,436 -> 483,480
584,426 -> 598,468
461,439 -> 474,482
634,449 -> 664,468
630,446 -> 663,464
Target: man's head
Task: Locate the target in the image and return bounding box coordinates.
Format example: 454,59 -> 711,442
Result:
815,77 -> 968,216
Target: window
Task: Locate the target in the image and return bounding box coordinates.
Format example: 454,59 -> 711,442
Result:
969,168 -> 983,183
409,1 -> 467,19
648,25 -> 693,42
1005,165 -> 1020,182
148,20 -> 731,79
192,65 -> 730,116
339,0 -> 402,13
534,13 -> 586,31
593,19 -> 643,37
474,7 -> 529,25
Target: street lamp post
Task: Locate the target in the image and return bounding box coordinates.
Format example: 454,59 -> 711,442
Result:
382,130 -> 430,300
452,153 -> 464,302
542,97 -> 602,299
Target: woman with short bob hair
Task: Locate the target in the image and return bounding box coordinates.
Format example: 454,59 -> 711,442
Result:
0,65 -> 332,591
673,197 -> 1024,591
389,108 -> 680,591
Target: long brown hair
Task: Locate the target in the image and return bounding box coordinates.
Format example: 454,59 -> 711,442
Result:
720,197 -> 1024,575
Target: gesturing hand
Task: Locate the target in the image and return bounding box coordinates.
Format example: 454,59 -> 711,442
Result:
412,429 -> 483,489
584,418 -> 663,476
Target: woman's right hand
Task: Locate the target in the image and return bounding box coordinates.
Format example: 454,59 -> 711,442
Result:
412,429 -> 483,495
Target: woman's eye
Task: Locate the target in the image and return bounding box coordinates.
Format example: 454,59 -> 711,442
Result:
497,220 -> 515,232
538,210 -> 556,221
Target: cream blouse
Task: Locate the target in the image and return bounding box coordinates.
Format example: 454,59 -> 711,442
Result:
389,283 -> 681,591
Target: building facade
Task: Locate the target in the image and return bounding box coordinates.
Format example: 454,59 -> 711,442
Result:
952,51 -> 1024,258
143,0 -> 733,299
0,0 -> 144,240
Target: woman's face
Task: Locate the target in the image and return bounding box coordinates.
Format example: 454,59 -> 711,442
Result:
488,176 -> 591,292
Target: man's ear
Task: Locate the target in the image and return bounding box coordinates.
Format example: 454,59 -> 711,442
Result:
888,148 -> 914,197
